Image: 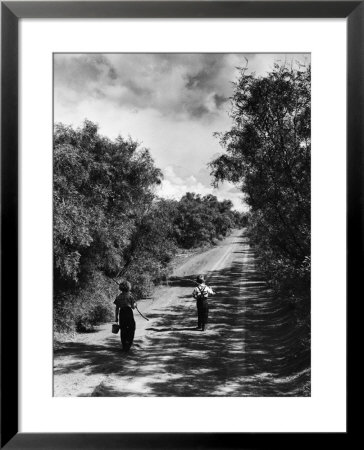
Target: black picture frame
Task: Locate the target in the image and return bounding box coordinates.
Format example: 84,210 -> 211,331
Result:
1,1 -> 357,448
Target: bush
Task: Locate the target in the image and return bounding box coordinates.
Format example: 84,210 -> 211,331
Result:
54,271 -> 115,332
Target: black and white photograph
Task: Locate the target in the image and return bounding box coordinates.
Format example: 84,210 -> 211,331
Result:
53,53 -> 311,397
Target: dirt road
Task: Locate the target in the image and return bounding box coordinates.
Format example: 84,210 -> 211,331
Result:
54,230 -> 310,397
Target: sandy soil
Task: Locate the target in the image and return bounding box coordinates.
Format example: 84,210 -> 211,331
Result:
54,229 -> 310,397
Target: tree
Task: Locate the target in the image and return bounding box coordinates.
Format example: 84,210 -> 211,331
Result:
173,193 -> 239,248
211,63 -> 311,296
54,120 -> 162,286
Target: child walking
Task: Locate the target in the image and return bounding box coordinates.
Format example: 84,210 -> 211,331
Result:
192,275 -> 216,331
114,280 -> 136,352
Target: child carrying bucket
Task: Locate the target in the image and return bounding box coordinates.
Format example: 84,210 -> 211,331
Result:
113,280 -> 136,352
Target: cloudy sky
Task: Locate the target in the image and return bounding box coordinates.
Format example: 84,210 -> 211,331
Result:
54,53 -> 310,211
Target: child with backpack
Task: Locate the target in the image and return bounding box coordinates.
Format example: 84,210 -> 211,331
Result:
192,275 -> 216,331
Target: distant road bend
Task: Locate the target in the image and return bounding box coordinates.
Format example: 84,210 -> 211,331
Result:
54,229 -> 310,397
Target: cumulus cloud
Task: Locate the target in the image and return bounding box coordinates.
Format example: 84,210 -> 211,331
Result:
54,53 -> 239,122
157,165 -> 246,212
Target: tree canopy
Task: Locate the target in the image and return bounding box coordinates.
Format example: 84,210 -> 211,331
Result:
54,120 -> 162,285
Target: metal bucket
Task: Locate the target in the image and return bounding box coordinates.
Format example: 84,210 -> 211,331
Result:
112,323 -> 120,334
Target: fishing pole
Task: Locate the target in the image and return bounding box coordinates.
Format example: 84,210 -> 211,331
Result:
135,305 -> 149,321
112,279 -> 119,286
130,293 -> 150,321
169,277 -> 200,285
184,278 -> 199,285
170,276 -> 218,294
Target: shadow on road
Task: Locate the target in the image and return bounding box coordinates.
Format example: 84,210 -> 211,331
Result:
55,241 -> 310,397
145,327 -> 200,332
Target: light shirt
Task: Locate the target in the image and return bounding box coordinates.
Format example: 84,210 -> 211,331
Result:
192,283 -> 214,299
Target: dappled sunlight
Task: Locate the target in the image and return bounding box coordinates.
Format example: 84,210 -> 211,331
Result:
54,232 -> 310,397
